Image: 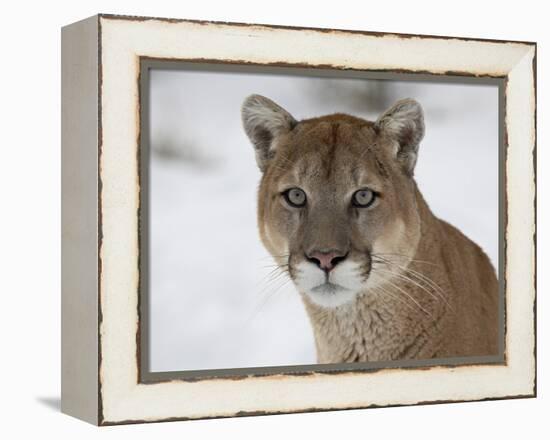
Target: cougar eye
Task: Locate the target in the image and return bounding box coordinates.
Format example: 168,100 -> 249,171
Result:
283,188 -> 307,207
352,188 -> 376,207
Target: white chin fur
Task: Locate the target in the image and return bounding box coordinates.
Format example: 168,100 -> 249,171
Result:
294,260 -> 365,308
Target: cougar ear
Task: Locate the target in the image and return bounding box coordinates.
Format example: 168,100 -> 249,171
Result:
241,94 -> 297,172
375,99 -> 425,175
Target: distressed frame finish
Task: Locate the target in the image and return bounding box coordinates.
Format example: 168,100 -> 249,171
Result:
61,14 -> 536,425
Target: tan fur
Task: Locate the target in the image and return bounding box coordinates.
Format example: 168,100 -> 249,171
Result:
242,95 -> 499,363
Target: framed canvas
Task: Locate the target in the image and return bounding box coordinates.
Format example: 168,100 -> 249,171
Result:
61,14 -> 537,425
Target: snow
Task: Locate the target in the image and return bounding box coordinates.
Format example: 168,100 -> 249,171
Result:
148,68 -> 499,372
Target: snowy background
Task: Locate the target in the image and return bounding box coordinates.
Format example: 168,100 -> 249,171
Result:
148,68 -> 499,373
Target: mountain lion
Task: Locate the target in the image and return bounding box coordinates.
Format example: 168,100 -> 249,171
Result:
242,94 -> 499,363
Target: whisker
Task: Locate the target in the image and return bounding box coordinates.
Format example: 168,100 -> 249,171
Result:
258,254 -> 290,261
370,284 -> 424,316
373,253 -> 441,267
400,264 -> 445,292
261,267 -> 289,287
259,264 -> 285,278
358,143 -> 374,161
373,255 -> 451,309
260,263 -> 290,270
374,274 -> 433,317
266,269 -> 289,285
275,153 -> 294,166
254,262 -> 289,291
246,273 -> 293,324
402,269 -> 453,311
374,267 -> 443,307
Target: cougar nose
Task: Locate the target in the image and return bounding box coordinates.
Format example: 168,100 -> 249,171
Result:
306,250 -> 348,272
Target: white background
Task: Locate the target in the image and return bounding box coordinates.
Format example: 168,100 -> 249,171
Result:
148,70 -> 498,372
0,0 -> 546,438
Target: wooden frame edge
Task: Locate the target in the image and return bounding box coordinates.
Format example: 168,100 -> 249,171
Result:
60,13 -> 536,425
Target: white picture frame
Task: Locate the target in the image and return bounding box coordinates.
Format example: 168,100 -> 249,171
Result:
61,14 -> 536,425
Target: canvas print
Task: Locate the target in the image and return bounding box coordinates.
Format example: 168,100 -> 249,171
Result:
145,66 -> 500,374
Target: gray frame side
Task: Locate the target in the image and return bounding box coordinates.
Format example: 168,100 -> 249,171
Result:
61,15 -> 100,425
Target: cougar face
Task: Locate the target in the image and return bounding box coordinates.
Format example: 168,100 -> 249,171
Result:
242,95 -> 424,308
